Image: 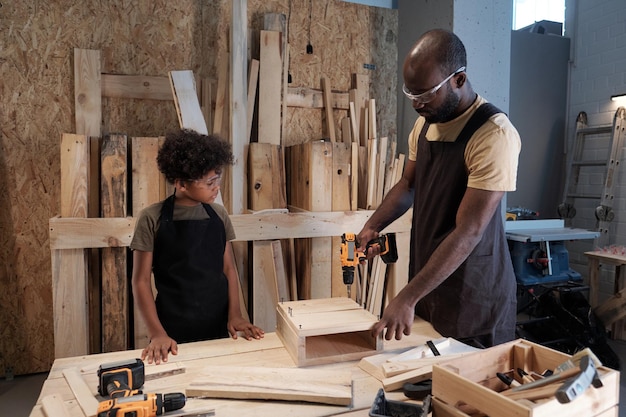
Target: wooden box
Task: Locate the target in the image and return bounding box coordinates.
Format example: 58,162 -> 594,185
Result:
276,297 -> 382,367
431,339 -> 619,417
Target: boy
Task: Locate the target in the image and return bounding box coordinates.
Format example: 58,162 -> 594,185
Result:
131,129 -> 264,364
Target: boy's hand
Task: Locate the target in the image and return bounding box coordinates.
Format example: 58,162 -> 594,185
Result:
141,335 -> 178,365
228,316 -> 265,340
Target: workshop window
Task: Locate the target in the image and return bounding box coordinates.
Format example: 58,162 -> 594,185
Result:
513,0 -> 565,34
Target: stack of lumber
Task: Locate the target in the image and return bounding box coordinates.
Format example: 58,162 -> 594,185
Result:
244,13 -> 408,324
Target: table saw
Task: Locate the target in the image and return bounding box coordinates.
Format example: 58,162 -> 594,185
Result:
505,219 -> 599,285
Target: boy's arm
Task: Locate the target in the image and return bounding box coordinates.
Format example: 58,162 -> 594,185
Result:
223,241 -> 264,340
131,249 -> 178,363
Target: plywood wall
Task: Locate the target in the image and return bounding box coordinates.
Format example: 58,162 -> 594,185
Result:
0,0 -> 397,375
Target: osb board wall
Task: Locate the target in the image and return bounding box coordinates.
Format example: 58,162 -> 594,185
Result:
0,0 -> 397,375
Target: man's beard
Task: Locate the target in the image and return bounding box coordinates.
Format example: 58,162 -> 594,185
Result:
417,85 -> 460,124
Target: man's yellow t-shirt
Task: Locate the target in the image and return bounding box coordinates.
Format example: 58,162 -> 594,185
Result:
407,95 -> 521,192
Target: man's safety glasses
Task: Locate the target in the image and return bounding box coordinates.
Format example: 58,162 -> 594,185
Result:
402,66 -> 466,104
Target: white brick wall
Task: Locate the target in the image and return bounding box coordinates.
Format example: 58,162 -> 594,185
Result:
564,0 -> 626,301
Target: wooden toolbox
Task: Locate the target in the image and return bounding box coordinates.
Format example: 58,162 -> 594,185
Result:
276,297 -> 382,367
431,339 -> 619,417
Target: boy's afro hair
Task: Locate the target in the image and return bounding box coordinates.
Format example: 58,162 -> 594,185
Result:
157,129 -> 235,183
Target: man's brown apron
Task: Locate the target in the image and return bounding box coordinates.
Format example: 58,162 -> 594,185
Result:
410,103 -> 517,348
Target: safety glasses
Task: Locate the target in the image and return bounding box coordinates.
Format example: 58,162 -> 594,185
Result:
402,66 -> 466,104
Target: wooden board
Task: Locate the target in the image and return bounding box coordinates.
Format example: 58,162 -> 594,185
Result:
131,137 -> 164,348
62,368 -> 98,417
252,241 -> 280,331
49,209 -> 413,249
100,134 -> 128,352
248,143 -> 286,210
101,74 -> 172,101
288,87 -> 350,110
42,394 -> 71,417
187,366 -> 352,406
321,77 -> 336,142
54,134 -> 89,358
258,30 -> 282,145
169,70 -> 208,135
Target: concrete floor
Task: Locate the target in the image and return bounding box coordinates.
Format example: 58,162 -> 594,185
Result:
2,341 -> 625,416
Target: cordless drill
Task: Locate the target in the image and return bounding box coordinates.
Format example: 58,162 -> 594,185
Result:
340,233 -> 365,298
97,358 -> 145,398
340,233 -> 398,298
97,392 -> 186,417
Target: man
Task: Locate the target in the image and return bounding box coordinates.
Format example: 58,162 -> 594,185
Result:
357,29 -> 521,348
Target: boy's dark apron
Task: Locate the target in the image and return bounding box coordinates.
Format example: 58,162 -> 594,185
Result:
410,103 -> 517,348
152,194 -> 229,343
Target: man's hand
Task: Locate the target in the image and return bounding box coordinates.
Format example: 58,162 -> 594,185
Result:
141,334 -> 178,365
371,295 -> 415,340
228,316 -> 265,340
356,228 -> 379,257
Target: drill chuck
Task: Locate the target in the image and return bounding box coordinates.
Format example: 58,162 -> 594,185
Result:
163,392 -> 186,412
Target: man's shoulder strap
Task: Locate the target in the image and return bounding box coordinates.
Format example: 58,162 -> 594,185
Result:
457,102 -> 504,144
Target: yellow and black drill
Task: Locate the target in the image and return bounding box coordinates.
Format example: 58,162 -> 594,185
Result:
97,358 -> 186,417
96,392 -> 186,417
340,233 -> 398,298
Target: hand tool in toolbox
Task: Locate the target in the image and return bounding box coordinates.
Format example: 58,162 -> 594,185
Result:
369,388 -> 430,417
340,233 -> 398,298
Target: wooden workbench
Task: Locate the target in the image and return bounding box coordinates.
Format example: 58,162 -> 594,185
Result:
29,318 -> 440,417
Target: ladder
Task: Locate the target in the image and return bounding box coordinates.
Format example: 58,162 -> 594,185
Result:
558,107 -> 626,248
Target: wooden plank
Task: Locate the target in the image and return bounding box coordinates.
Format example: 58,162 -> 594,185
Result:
131,137 -> 163,349
352,74 -> 369,146
187,366 -> 352,406
49,209 -> 413,250
272,240 -> 290,303
350,143 -> 359,211
321,77 -> 336,142
100,134 -> 128,352
258,30 -> 282,145
247,59 -> 260,141
288,87 -> 350,110
331,143 -> 352,298
366,138 -> 378,210
263,13 -> 288,146
252,241 -> 280,331
74,49 -> 101,137
213,53 -> 229,136
55,133 -> 90,359
248,143 -> 286,210
60,134 -> 89,219
309,142 -> 333,299
101,73 -> 172,100
341,117 -> 351,143
199,78 -> 213,135
73,50 -> 102,354
231,2 -> 247,215
42,394 -> 71,417
62,368 -> 98,417
248,143 -> 275,210
169,70 -> 208,135
375,136 -> 388,206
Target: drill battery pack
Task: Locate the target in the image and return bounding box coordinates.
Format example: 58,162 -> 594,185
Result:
97,358 -> 145,397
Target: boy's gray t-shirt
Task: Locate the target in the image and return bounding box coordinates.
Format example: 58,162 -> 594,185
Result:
130,201 -> 236,252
